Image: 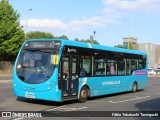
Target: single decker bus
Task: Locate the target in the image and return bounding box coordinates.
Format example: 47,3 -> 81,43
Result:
12,39 -> 148,103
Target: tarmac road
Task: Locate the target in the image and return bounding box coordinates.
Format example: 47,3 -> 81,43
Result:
0,76 -> 160,120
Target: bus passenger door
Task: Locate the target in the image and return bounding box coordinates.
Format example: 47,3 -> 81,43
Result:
61,55 -> 79,100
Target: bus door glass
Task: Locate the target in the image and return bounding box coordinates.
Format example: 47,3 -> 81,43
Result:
61,55 -> 79,98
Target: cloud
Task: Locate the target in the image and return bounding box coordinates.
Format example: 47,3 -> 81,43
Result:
68,16 -> 107,31
103,0 -> 137,10
21,16 -> 109,33
21,0 -> 160,35
21,19 -> 67,31
103,0 -> 160,13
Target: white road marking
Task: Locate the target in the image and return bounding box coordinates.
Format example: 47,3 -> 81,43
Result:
145,90 -> 160,92
135,93 -> 158,94
109,96 -> 150,103
65,107 -> 88,111
147,86 -> 160,87
45,105 -> 66,111
60,107 -> 76,109
89,96 -> 151,103
13,118 -> 24,120
45,105 -> 88,112
89,101 -> 107,103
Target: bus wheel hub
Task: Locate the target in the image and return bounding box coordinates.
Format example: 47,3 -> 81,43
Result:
81,90 -> 87,98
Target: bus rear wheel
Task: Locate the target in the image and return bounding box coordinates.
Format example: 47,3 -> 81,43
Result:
132,82 -> 137,93
79,86 -> 88,103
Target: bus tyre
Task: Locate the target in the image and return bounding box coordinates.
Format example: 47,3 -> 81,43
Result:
132,82 -> 137,93
79,86 -> 88,103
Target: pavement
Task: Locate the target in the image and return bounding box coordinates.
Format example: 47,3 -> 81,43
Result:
0,80 -> 12,83
0,74 -> 12,83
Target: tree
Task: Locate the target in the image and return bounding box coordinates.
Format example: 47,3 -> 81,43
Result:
80,39 -> 100,44
57,35 -> 68,40
0,0 -> 24,61
74,38 -> 79,41
115,44 -> 123,48
26,31 -> 54,39
129,41 -> 134,50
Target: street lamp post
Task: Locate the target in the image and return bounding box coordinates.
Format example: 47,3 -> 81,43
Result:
90,31 -> 96,43
25,9 -> 32,40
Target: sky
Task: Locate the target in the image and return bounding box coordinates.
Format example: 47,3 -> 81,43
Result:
9,0 -> 160,46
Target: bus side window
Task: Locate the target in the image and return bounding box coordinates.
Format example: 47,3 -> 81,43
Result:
110,63 -> 115,75
131,59 -> 138,73
117,59 -> 125,75
94,58 -> 106,76
138,59 -> 145,69
126,59 -> 131,75
80,56 -> 92,77
80,68 -> 86,76
107,58 -> 117,76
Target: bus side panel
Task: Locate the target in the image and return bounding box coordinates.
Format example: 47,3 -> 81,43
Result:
92,76 -> 131,97
78,77 -> 94,98
91,74 -> 148,97
130,75 -> 148,90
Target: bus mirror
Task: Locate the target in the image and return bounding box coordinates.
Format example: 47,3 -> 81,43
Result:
51,55 -> 58,65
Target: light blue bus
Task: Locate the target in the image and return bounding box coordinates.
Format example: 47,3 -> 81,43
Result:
12,39 -> 148,103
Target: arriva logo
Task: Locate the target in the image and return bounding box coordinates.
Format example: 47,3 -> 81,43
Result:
102,80 -> 120,85
67,48 -> 76,52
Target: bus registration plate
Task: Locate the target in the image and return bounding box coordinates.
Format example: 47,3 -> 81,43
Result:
25,91 -> 35,99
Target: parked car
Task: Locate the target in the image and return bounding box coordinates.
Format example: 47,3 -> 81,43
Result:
148,68 -> 156,75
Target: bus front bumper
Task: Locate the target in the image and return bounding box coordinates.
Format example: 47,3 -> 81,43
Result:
13,86 -> 62,102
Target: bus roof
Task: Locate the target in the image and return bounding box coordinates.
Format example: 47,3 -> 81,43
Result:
25,38 -> 147,56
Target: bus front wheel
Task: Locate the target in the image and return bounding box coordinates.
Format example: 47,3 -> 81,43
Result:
132,82 -> 137,93
79,86 -> 88,103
